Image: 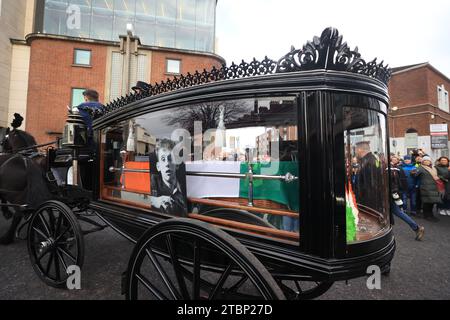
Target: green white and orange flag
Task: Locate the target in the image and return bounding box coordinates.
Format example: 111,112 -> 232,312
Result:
345,181 -> 359,242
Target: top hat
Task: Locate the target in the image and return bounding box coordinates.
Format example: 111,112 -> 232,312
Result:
132,81 -> 150,92
11,113 -> 24,129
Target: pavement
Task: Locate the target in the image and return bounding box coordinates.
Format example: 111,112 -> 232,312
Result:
1,210 -> 450,300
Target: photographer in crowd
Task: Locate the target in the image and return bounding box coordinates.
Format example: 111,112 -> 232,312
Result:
390,155 -> 424,240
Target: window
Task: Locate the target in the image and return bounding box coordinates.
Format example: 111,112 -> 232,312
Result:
446,91 -> 449,111
66,0 -> 92,38
71,88 -> 86,108
74,49 -> 91,66
109,52 -> 148,100
405,128 -> 418,154
166,59 -> 181,74
43,0 -> 68,35
155,23 -> 176,48
112,0 -> 136,40
437,84 -> 449,112
41,0 -> 217,52
135,0 -> 156,45
91,0 -> 114,40
343,106 -> 390,243
101,97 -> 300,241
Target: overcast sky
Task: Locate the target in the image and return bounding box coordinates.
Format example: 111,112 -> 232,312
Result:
216,0 -> 450,78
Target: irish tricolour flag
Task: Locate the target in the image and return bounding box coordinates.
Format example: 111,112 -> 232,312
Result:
345,181 -> 359,242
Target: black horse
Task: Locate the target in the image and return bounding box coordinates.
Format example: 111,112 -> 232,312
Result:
0,114 -> 52,244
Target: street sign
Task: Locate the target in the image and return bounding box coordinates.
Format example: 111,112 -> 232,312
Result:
430,124 -> 448,149
431,135 -> 448,149
430,123 -> 448,135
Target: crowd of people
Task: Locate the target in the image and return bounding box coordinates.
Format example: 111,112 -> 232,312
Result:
388,148 -> 450,240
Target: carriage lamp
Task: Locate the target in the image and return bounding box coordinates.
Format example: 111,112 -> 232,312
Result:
62,111 -> 88,148
62,111 -> 88,186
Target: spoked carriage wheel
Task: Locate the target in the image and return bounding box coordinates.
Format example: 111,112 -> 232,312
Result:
126,218 -> 285,300
27,200 -> 84,288
275,277 -> 333,300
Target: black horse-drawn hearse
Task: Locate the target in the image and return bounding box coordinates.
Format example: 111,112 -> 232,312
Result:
0,28 -> 394,300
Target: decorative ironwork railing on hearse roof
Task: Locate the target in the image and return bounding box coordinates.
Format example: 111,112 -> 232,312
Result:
91,27 -> 392,121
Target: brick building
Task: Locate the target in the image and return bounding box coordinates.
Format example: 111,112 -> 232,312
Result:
2,0 -> 225,143
0,0 -> 35,128
388,62 -> 450,159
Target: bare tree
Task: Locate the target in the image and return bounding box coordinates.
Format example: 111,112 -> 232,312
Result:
164,100 -> 251,135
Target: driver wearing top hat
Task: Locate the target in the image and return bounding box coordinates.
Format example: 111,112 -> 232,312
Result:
132,81 -> 150,95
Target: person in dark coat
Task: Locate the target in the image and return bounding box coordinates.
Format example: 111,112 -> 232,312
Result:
412,156 -> 442,221
414,155 -> 423,214
400,155 -> 418,215
435,156 -> 450,216
76,89 -> 104,148
74,89 -> 103,190
355,141 -> 383,212
389,155 -> 424,240
391,156 -> 408,192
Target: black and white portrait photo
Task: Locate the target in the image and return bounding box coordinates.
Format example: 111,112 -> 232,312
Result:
149,139 -> 187,216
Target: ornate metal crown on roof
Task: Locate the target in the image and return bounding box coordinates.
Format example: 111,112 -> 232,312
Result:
94,27 -> 391,120
275,27 -> 391,83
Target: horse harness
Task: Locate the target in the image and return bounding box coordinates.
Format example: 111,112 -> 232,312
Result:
0,152 -> 47,195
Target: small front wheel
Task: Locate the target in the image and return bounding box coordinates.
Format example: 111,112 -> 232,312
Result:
27,201 -> 84,288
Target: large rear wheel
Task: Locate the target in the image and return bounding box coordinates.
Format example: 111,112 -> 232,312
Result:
275,277 -> 333,300
125,218 -> 285,300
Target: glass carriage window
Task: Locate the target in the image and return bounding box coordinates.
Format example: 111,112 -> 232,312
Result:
101,97 -> 300,242
344,106 -> 390,243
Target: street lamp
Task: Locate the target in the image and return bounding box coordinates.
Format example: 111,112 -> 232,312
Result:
126,23 -> 134,36
119,24 -> 140,96
390,106 -> 398,154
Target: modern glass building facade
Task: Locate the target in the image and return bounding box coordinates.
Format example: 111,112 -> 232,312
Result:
37,0 -> 216,52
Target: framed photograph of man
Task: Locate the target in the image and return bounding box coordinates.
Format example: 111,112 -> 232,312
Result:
149,139 -> 188,216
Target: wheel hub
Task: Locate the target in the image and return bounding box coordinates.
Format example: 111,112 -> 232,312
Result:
39,238 -> 55,253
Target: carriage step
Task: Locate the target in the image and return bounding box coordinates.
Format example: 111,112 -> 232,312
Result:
81,225 -> 107,235
0,203 -> 29,209
77,215 -> 108,228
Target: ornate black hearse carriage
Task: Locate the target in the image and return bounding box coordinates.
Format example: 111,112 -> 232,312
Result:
23,28 -> 395,300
